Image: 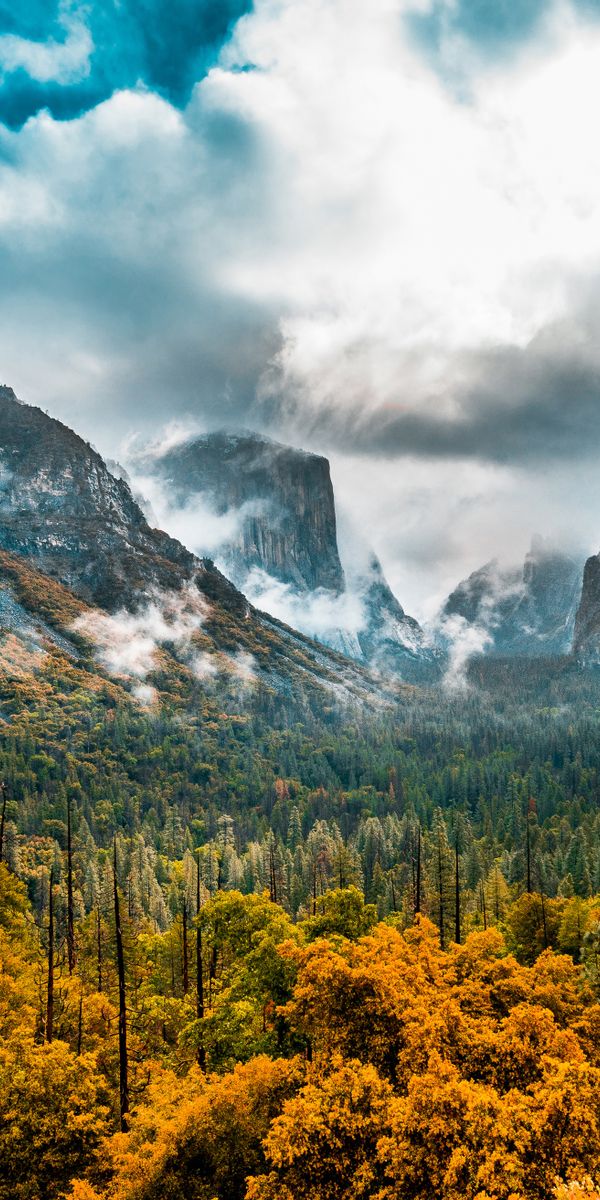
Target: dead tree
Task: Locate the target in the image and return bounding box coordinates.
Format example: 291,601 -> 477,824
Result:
46,868 -> 54,1042
113,839 -> 129,1132
66,796 -> 75,974
196,857 -> 206,1070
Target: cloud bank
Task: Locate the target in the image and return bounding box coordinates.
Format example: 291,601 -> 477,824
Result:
3,1 -> 600,608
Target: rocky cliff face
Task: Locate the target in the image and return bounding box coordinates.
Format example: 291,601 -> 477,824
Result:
441,537 -> 584,656
351,553 -> 431,672
573,554 -> 600,660
148,431 -> 345,594
0,385 -> 248,615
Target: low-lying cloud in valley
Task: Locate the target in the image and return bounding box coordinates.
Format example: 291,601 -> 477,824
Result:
242,568 -> 366,653
73,584 -> 256,702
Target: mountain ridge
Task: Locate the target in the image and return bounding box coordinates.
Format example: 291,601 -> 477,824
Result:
145,429 -> 346,594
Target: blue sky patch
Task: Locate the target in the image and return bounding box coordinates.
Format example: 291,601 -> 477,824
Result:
0,0 -> 253,128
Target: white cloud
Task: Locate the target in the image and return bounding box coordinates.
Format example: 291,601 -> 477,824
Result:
0,11 -> 92,85
243,567 -> 365,647
72,585 -> 258,696
72,584 -> 211,688
126,467 -> 267,559
438,613 -> 493,691
225,649 -> 256,685
206,0 -> 600,434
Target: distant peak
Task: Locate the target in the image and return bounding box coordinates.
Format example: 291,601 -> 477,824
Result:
0,385 -> 20,404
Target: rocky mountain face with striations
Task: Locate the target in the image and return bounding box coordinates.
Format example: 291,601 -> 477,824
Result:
143,428 -> 434,677
147,430 -> 346,594
349,553 -> 432,675
441,536 -> 584,657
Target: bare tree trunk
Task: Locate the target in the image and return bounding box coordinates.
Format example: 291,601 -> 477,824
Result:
46,868 -> 54,1042
539,877 -> 548,950
481,881 -> 487,930
113,839 -> 129,1132
182,899 -> 189,995
415,825 -> 422,916
454,837 -> 461,945
196,858 -> 206,1070
76,986 -> 83,1056
96,907 -> 103,993
437,829 -> 445,951
526,816 -> 532,894
66,796 -> 75,974
269,838 -> 277,904
0,782 -> 6,865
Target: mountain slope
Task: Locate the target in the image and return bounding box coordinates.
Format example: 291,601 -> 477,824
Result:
0,384 -> 208,611
574,553 -> 600,661
349,552 -> 431,672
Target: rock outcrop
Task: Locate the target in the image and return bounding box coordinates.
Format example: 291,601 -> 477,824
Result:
574,553 -> 600,660
351,553 -> 431,672
0,387 -> 400,706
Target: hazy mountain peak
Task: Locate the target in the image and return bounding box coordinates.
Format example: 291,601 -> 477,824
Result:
144,427 -> 346,595
441,539 -> 584,657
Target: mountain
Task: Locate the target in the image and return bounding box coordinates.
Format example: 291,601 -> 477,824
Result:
349,553 -> 431,672
0,384 -> 203,612
146,430 -> 345,594
441,536 -> 584,657
0,387 -> 401,708
141,428 -> 432,678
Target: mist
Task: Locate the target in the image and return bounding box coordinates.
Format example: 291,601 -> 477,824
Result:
72,583 -> 256,703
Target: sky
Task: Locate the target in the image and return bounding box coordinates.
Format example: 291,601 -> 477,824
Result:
2,0 -> 600,617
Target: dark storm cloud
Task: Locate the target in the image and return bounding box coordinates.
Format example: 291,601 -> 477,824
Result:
0,74 -> 282,443
286,312 -> 600,466
0,0 -> 253,129
0,203 -> 281,439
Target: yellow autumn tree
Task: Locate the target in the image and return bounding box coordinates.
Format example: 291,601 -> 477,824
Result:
0,1036 -> 111,1200
73,1055 -> 304,1200
245,1056 -> 394,1200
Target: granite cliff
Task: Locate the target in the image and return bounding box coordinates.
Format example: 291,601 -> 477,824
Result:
574,553 -> 600,661
148,431 -> 345,594
0,387 -> 391,704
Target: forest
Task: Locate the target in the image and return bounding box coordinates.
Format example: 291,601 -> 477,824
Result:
4,635 -> 600,1196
